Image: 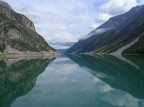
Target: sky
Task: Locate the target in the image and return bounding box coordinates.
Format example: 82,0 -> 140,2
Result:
4,0 -> 144,43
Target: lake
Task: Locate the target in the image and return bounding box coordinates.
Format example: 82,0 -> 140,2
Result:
0,55 -> 144,107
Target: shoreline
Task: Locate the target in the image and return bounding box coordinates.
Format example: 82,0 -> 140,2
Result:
0,52 -> 61,58
68,52 -> 144,56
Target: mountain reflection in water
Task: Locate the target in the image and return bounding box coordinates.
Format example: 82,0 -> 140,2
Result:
68,54 -> 144,99
1,55 -> 144,107
0,58 -> 55,107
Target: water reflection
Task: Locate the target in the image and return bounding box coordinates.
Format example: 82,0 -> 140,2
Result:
1,55 -> 144,107
68,54 -> 144,99
0,58 -> 55,107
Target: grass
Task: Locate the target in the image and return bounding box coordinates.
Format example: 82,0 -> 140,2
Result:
10,40 -> 40,52
0,53 -> 6,58
123,35 -> 144,54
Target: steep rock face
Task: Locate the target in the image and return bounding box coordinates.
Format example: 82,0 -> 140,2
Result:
0,1 -> 56,53
0,2 -> 35,32
67,5 -> 144,54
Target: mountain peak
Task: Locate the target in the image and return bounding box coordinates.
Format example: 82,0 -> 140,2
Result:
0,0 -> 13,10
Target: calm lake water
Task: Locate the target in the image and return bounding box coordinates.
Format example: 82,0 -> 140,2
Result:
0,55 -> 144,107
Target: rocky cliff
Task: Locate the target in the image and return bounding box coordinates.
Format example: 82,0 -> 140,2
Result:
0,1 -> 56,53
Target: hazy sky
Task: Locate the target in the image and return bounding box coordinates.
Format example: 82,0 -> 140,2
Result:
4,0 -> 144,43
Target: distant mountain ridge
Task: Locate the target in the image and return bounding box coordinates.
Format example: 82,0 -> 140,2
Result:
67,5 -> 144,55
50,42 -> 76,47
50,42 -> 76,53
0,1 -> 56,54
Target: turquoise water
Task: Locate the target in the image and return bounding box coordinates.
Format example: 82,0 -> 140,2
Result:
0,55 -> 144,107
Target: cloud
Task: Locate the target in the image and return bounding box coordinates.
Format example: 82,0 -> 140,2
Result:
35,24 -> 67,31
46,31 -> 77,43
100,0 -> 137,16
82,28 -> 111,40
4,0 -> 143,43
90,23 -> 99,29
89,0 -> 140,31
4,0 -> 106,42
98,13 -> 111,21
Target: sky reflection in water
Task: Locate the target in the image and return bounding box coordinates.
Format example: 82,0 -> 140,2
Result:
7,55 -> 144,107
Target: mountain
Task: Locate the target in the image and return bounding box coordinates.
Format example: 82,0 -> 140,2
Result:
50,42 -> 75,49
50,42 -> 76,53
67,5 -> 144,55
0,1 -> 56,54
50,42 -> 76,47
